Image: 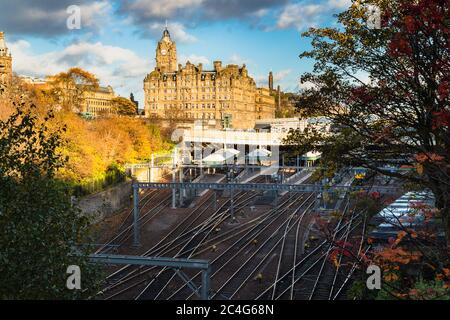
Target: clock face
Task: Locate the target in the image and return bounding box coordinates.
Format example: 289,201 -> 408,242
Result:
161,49 -> 167,55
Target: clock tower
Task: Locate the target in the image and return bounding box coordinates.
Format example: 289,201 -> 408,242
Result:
156,28 -> 177,73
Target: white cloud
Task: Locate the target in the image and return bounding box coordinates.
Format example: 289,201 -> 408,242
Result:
255,69 -> 292,88
273,69 -> 292,82
126,0 -> 204,19
148,22 -> 197,43
298,80 -> 316,90
277,3 -> 323,30
227,54 -> 249,65
179,54 -> 210,66
276,0 -> 351,31
78,1 -> 113,31
9,39 -> 152,104
253,8 -> 270,18
327,0 -> 352,9
0,0 -> 112,36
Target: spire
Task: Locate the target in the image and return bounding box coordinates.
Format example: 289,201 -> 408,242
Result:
162,22 -> 171,40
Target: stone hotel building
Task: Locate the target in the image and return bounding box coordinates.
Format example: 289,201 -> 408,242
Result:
144,28 -> 276,129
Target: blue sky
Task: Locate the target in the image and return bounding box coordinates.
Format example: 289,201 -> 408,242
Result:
1,0 -> 352,105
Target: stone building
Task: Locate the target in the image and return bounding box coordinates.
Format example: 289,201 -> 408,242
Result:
80,85 -> 116,116
0,31 -> 12,95
43,76 -> 117,116
144,28 -> 275,129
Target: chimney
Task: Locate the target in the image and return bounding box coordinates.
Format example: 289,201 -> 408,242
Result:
277,85 -> 281,112
269,71 -> 274,93
214,61 -> 222,72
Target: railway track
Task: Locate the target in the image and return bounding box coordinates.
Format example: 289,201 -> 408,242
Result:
148,192 -> 315,300
255,198 -> 367,300
98,189 -> 259,299
95,170 -> 370,300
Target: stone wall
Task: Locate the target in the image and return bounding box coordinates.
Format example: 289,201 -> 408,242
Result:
76,180 -> 132,221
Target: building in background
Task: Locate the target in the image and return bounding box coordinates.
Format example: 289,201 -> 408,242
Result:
36,76 -> 118,117
144,28 -> 275,129
80,85 -> 116,116
19,75 -> 47,88
0,31 -> 12,95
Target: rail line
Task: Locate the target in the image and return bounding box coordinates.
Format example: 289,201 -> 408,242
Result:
153,192 -> 315,300
99,189 -> 259,299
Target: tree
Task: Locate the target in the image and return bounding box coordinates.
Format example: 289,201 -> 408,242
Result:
0,101 -> 101,299
287,0 -> 449,238
111,97 -> 138,116
273,91 -> 298,118
48,67 -> 99,113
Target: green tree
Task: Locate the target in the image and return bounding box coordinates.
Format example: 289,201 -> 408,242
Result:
286,0 -> 449,237
0,101 -> 101,299
111,96 -> 138,116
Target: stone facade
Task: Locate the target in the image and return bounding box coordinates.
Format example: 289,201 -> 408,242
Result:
80,85 -> 116,116
42,76 -> 117,116
144,28 -> 275,129
0,32 -> 12,95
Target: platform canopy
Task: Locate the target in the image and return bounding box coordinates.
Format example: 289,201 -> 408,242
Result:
247,148 -> 272,165
216,148 -> 240,155
247,148 -> 271,158
300,151 -> 322,161
202,148 -> 239,165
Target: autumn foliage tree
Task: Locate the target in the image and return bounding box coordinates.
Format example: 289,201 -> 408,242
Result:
111,96 -> 138,116
48,67 -> 99,112
287,0 -> 449,237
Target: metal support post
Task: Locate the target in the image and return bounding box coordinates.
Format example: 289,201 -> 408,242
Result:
274,190 -> 278,208
150,154 -> 154,182
172,169 -> 177,209
201,266 -> 211,300
133,185 -> 140,247
230,188 -> 234,219
213,191 -> 217,211
179,169 -> 184,205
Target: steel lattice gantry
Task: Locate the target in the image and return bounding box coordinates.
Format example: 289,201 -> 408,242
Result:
134,182 -> 402,192
88,254 -> 211,300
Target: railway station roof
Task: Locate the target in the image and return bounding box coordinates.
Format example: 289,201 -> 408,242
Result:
247,148 -> 271,158
202,149 -> 239,164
